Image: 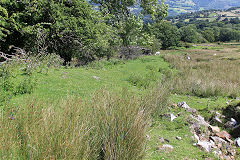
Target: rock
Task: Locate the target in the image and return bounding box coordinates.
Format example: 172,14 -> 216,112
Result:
224,118 -> 237,129
155,51 -> 161,55
177,102 -> 190,109
159,137 -> 170,143
210,136 -> 227,145
226,137 -> 234,144
156,144 -> 173,152
170,113 -> 177,121
216,131 -> 231,140
93,76 -> 100,80
146,134 -> 150,140
191,122 -> 201,134
214,117 -> 223,124
159,137 -> 165,143
234,138 -> 240,147
191,115 -> 210,127
186,107 -> 197,113
176,136 -> 182,140
209,126 -> 220,133
187,56 -> 191,60
196,140 -> 212,152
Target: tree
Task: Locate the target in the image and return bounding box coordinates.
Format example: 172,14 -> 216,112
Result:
179,25 -> 199,43
201,28 -> 215,42
152,22 -> 180,49
90,0 -> 168,48
0,0 -> 120,64
219,28 -> 234,42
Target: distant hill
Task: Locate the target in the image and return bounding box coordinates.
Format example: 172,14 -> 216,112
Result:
166,7 -> 240,24
165,0 -> 240,16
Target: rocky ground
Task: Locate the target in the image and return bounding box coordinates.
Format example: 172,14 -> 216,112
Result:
156,101 -> 240,160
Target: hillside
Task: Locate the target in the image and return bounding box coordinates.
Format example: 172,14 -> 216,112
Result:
165,0 -> 240,16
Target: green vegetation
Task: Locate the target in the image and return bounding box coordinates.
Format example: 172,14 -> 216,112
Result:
1,0 -> 240,159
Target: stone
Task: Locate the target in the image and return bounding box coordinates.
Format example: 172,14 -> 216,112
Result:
210,136 -> 227,145
186,107 -> 197,113
170,113 -> 177,121
234,138 -> 240,147
155,51 -> 161,56
177,102 -> 190,109
214,117 -> 223,123
191,115 -> 209,127
224,118 -> 237,129
209,126 -> 220,133
146,134 -> 150,140
159,137 -> 170,143
159,137 -> 165,143
191,122 -> 201,134
93,76 -> 100,80
176,136 -> 182,140
216,131 -> 231,140
196,140 -> 212,152
226,137 -> 234,144
156,144 -> 173,152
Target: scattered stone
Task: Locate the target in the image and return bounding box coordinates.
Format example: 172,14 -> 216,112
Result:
213,54 -> 217,56
216,131 -> 231,140
155,51 -> 161,55
186,107 -> 197,113
187,56 -> 191,60
226,137 -> 234,144
209,126 -> 220,133
177,102 -> 190,109
196,140 -> 212,152
159,137 -> 170,143
170,113 -> 177,121
92,76 -> 100,80
176,136 -> 182,140
191,122 -> 201,134
224,118 -> 237,129
210,136 -> 227,145
159,137 -> 165,143
146,134 -> 150,140
234,138 -> 240,147
191,115 -> 209,127
213,116 -> 223,124
156,144 -> 173,152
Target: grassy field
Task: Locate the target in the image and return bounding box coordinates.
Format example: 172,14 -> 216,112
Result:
1,43 -> 240,159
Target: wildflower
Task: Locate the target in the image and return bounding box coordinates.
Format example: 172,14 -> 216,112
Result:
8,114 -> 13,120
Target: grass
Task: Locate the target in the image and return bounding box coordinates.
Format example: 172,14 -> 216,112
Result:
1,55 -> 171,159
163,45 -> 240,98
1,90 -> 149,159
1,44 -> 240,159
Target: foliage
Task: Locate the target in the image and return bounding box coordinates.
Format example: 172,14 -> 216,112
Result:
151,22 -> 180,49
179,25 -> 199,43
0,0 -> 120,64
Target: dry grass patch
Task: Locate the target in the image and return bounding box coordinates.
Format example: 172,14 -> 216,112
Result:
163,46 -> 240,98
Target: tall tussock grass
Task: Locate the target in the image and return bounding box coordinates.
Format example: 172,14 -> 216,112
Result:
1,86 -> 169,159
164,53 -> 240,98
